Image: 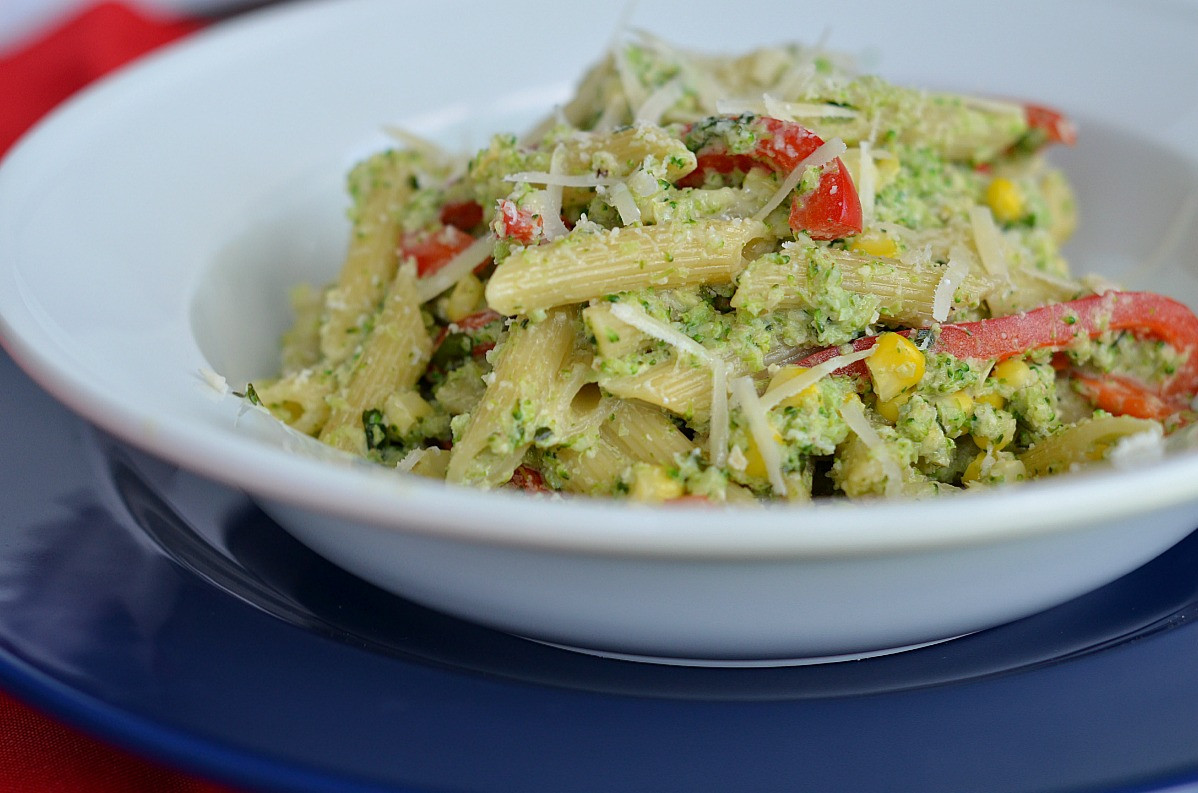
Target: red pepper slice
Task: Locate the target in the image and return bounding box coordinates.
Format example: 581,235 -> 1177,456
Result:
794,292 -> 1198,417
1071,373 -> 1183,421
494,198 -> 543,245
1024,103 -> 1078,147
439,200 -> 484,231
679,116 -> 862,240
399,225 -> 477,278
509,465 -> 550,493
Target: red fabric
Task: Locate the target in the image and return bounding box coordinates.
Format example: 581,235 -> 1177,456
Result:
0,1 -> 203,155
0,690 -> 237,792
2,8 -> 249,789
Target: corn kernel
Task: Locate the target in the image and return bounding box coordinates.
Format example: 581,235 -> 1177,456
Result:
991,357 -> 1033,391
938,391 -> 974,415
848,234 -> 899,258
446,273 -> 484,322
867,332 -> 926,402
382,391 -> 433,435
975,391 -> 1005,410
742,429 -> 784,480
875,391 -> 911,423
765,366 -> 817,408
985,177 -> 1024,224
629,463 -> 685,503
962,451 -> 989,484
972,423 -> 1014,452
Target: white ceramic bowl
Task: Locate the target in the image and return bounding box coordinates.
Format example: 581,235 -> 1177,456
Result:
3,0 -> 1198,662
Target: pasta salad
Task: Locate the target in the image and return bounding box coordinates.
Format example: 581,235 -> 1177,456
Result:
244,34 -> 1198,503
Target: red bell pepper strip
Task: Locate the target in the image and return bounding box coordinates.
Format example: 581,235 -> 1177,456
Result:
439,200 -> 484,231
508,465 -> 550,493
1024,103 -> 1078,147
399,225 -> 477,278
1070,373 -> 1184,421
493,198 -> 543,245
794,292 -> 1198,417
678,116 -> 862,240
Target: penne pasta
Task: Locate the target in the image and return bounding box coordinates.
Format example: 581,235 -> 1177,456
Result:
486,218 -> 767,315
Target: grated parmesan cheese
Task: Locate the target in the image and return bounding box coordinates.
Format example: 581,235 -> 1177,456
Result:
709,362 -> 730,468
752,137 -> 847,222
609,302 -> 712,363
731,376 -> 787,496
505,172 -> 620,188
606,181 -> 642,226
415,234 -> 494,304
758,347 -> 874,411
635,78 -> 685,124
856,141 -> 877,224
197,368 -> 228,395
540,145 -> 571,241
931,257 -> 970,323
969,205 -> 1010,280
837,395 -> 904,498
1109,426 -> 1165,469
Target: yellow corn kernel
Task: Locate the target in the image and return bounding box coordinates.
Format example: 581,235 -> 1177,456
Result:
875,391 -> 911,423
972,423 -> 1014,452
938,391 -> 974,415
446,273 -> 484,322
975,391 -> 1005,410
962,451 -> 989,484
985,177 -> 1024,224
743,429 -> 784,480
991,357 -> 1033,391
874,150 -> 901,186
629,463 -> 685,503
847,234 -> 899,258
867,332 -> 926,402
382,390 -> 433,435
765,366 -> 817,408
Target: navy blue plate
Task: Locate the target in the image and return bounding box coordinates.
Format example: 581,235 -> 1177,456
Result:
3,345 -> 1198,793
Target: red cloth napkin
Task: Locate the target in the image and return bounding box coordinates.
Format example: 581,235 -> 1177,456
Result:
0,690 -> 236,792
0,1 -> 203,155
2,7 -> 247,790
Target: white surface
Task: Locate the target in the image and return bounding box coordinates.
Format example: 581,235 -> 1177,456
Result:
3,0 -> 1198,660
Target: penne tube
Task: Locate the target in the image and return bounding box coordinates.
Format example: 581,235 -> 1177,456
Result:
253,369 -> 334,436
319,263 -> 433,454
447,307 -> 581,488
486,218 -> 768,315
601,399 -> 696,466
732,246 -> 993,327
319,151 -> 427,364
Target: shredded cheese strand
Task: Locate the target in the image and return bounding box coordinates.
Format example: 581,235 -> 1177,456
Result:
856,140 -> 876,224
415,234 -> 493,304
606,182 -> 642,226
731,377 -> 787,496
635,78 -> 684,124
758,347 -> 874,411
931,257 -> 970,323
837,395 -> 904,498
709,362 -> 730,468
969,205 -> 1010,280
540,145 -> 570,241
608,302 -> 712,362
505,172 -> 620,188
752,137 -> 847,222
